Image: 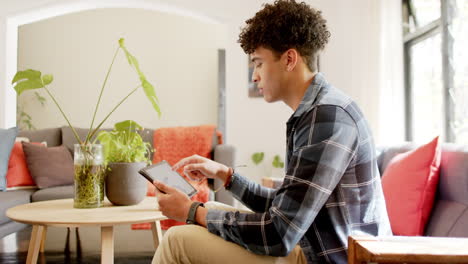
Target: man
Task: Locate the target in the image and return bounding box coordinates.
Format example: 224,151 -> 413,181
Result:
152,0 -> 391,263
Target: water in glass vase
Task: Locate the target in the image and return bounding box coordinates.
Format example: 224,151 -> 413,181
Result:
73,144 -> 106,208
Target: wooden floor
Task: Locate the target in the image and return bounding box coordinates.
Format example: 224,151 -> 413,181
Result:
0,225 -> 160,263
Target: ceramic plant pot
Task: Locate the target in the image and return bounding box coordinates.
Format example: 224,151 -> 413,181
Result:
105,162 -> 147,206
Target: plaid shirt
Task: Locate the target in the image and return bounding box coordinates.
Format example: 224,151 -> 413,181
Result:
206,73 -> 392,263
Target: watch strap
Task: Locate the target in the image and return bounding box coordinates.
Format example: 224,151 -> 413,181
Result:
186,201 -> 204,224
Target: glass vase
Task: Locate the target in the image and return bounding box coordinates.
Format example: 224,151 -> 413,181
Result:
73,144 -> 106,208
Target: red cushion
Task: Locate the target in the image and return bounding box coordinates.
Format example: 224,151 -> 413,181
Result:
381,136 -> 441,236
6,142 -> 40,188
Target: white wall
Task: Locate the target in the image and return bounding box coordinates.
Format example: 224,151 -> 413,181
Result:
17,8 -> 226,129
225,0 -> 404,182
0,0 -> 405,185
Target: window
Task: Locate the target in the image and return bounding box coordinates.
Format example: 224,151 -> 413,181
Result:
403,0 -> 468,144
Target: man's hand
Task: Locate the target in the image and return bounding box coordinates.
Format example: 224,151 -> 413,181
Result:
172,154 -> 231,183
153,180 -> 192,222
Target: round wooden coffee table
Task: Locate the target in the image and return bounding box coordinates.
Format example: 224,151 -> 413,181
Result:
6,197 -> 166,264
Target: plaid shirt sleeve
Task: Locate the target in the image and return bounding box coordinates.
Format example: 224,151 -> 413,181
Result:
206,105 -> 359,257
226,174 -> 278,213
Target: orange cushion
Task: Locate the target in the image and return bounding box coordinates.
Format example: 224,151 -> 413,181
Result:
381,136 -> 441,236
6,142 -> 40,188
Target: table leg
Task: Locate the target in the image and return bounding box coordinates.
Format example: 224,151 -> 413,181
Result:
39,226 -> 47,253
26,225 -> 45,264
101,226 -> 114,264
151,221 -> 163,249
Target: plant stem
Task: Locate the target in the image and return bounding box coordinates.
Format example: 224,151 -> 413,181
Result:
43,85 -> 82,145
87,85 -> 141,141
85,47 -> 120,145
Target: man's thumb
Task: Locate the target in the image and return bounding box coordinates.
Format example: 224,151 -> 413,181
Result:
153,180 -> 176,194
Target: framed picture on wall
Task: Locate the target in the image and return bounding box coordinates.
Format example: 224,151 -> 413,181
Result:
248,54 -> 262,98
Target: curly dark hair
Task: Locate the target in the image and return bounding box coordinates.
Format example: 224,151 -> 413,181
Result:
238,0 -> 330,72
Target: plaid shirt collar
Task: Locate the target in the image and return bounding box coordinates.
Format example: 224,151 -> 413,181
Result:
290,72 -> 327,120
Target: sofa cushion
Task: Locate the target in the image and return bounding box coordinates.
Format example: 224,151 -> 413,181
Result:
0,127 -> 18,191
17,127 -> 62,147
61,126 -> 111,157
0,189 -> 35,225
437,143 -> 468,205
31,185 -> 74,202
61,126 -> 91,156
6,142 -> 41,189
425,200 -> 468,237
22,142 -> 74,189
381,136 -> 441,236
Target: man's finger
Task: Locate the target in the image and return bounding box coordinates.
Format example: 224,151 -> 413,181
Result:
172,155 -> 204,171
184,163 -> 205,172
153,180 -> 177,194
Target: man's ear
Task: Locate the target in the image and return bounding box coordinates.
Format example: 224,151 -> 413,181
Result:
284,49 -> 298,72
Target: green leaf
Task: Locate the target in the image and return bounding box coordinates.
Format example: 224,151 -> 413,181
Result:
97,120 -> 151,164
119,39 -> 161,117
252,152 -> 264,165
141,78 -> 161,117
13,80 -> 45,95
272,155 -> 284,168
12,69 -> 46,95
42,74 -> 53,85
114,120 -> 142,132
12,69 -> 41,84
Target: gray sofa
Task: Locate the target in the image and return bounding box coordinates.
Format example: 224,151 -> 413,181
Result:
377,142 -> 468,237
0,126 -> 236,238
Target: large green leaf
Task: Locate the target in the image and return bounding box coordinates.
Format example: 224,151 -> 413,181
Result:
114,120 -> 142,132
11,69 -> 47,95
141,78 -> 161,117
12,69 -> 41,84
119,38 -> 161,117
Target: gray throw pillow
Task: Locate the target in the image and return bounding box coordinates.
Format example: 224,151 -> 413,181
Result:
0,127 -> 18,191
61,126 -> 111,157
22,142 -> 74,189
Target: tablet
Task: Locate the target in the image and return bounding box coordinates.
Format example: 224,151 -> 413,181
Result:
138,160 -> 198,198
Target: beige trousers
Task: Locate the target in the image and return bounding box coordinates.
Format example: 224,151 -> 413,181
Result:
152,201 -> 307,264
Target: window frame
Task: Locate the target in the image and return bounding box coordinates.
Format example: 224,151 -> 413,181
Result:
403,0 -> 456,142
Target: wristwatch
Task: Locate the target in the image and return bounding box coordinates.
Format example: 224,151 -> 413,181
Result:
186,201 -> 205,225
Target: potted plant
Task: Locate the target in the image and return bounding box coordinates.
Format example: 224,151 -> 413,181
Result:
97,120 -> 151,205
11,38 -> 161,208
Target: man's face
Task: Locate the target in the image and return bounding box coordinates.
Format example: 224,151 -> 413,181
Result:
250,47 -> 287,103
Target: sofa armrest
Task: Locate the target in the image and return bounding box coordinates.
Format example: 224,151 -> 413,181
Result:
213,144 -> 236,206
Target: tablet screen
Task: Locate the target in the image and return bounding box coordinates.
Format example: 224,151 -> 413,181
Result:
139,160 -> 198,197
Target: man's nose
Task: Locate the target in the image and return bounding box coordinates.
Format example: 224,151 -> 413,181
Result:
252,72 -> 259,83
